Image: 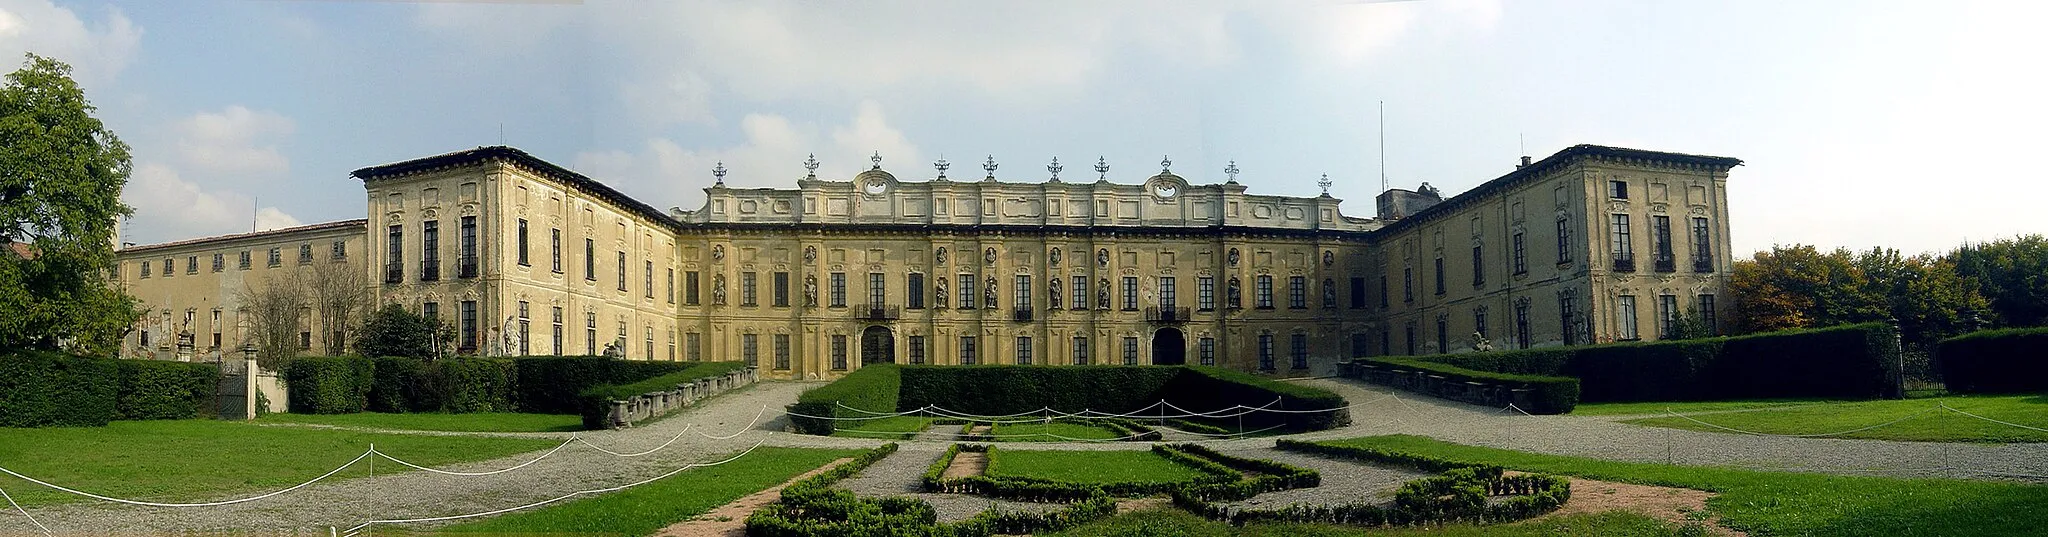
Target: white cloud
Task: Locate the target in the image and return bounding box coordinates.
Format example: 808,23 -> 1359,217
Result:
572,100 -> 921,211
0,0 -> 140,86
175,106 -> 296,177
618,70 -> 715,128
123,163 -> 300,243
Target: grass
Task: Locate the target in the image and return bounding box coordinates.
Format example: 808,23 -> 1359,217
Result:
1571,398 -> 1844,416
829,415 -> 934,439
0,419 -> 559,507
1617,393 -> 2048,442
434,447 -> 862,534
1045,508 -> 1705,537
987,420 -> 1126,442
1315,434 -> 2048,537
985,449 -> 1208,485
259,412 -> 584,433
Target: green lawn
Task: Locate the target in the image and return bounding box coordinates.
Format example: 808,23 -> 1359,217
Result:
0,420 -> 559,507
1571,398 -> 1844,416
1315,435 -> 2048,537
986,449 -> 1207,484
434,447 -> 862,534
987,420 -> 1125,442
1046,507 -> 1703,537
1618,393 -> 2048,442
260,412 -> 584,433
829,415 -> 934,439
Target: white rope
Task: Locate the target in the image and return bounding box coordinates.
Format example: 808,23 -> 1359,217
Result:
376,436 -> 578,476
693,405 -> 771,440
343,438 -> 770,534
1662,406 -> 1940,438
0,448 -> 374,508
574,425 -> 696,458
1151,424 -> 1288,438
1502,403 -> 1537,416
1940,402 -> 2048,433
0,485 -> 52,537
832,402 -> 930,417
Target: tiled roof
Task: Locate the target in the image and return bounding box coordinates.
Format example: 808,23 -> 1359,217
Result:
351,146 -> 683,232
120,219 -> 368,254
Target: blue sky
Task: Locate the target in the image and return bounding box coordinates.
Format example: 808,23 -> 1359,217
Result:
7,1 -> 2044,256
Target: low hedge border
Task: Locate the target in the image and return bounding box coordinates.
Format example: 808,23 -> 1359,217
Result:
1167,418 -> 1234,435
1192,439 -> 1570,527
1095,417 -> 1163,441
1936,327 -> 2048,394
1359,357 -> 1580,414
749,442 -> 1119,536
1161,444 -> 1320,502
927,445 -> 1237,501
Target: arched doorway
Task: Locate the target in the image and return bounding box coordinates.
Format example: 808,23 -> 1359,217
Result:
861,325 -> 895,365
1152,328 -> 1186,366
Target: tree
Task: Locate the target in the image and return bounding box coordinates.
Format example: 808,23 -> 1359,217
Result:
238,272 -> 309,370
1854,247 -> 1989,348
0,54 -> 140,354
1728,245 -> 1883,334
355,304 -> 452,360
1950,235 -> 2048,328
308,259 -> 370,355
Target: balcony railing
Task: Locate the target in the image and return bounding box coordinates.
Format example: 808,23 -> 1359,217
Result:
855,304 -> 901,321
1653,253 -> 1676,273
1693,255 -> 1715,273
458,255 -> 479,279
1612,256 -> 1636,273
384,264 -> 402,284
1145,306 -> 1192,324
1012,308 -> 1034,323
420,260 -> 440,281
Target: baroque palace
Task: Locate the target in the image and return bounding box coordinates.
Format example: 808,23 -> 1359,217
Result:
112,144 -> 1739,379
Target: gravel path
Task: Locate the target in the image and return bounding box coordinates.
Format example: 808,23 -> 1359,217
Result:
1214,447 -> 1428,512
833,446 -> 1062,522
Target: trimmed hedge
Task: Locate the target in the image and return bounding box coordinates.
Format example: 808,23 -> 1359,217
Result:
1937,327 -> 2048,394
1407,322 -> 1902,403
1167,366 -> 1351,431
788,364 -> 901,436
749,442 -> 1123,536
1208,439 -> 1571,527
573,361 -> 749,428
511,357 -> 702,414
282,356 -> 374,414
1362,357 -> 1581,414
0,352 -> 220,427
439,358 -> 517,413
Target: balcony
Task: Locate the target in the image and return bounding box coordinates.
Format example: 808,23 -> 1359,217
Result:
1145,306 -> 1192,324
855,304 -> 901,321
458,255 -> 479,279
420,261 -> 441,281
384,264 -> 402,284
1612,256 -> 1636,273
1012,308 -> 1034,322
1653,253 -> 1676,273
1693,256 -> 1716,273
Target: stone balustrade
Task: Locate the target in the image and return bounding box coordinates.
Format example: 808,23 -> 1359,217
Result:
603,367 -> 760,429
1336,361 -> 1535,411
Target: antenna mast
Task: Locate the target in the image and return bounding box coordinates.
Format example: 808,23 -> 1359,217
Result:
251,196 -> 258,232
1378,101 -> 1387,194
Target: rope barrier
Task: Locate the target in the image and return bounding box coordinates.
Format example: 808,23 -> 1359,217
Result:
377,436 -> 578,476
0,485 -> 52,537
574,425 -> 695,458
1939,402 -> 2048,433
0,448 -> 375,508
1661,406 -> 1941,438
341,438 -> 770,535
691,406 -> 771,440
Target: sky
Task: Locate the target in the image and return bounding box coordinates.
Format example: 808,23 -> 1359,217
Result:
5,0 -> 2045,257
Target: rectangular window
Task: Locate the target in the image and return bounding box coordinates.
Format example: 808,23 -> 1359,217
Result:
1692,217 -> 1714,272
1350,276 -> 1366,309
160,258 -> 171,278
871,273 -> 888,308
550,228 -> 562,273
1291,333 -> 1308,369
584,238 -> 595,281
741,272 -> 758,306
140,260 -> 150,278
186,255 -> 197,274
1402,268 -> 1413,303
831,272 -> 848,307
1433,258 -> 1445,295
1258,334 -> 1275,371
644,261 -> 655,298
908,273 -> 926,309
1121,276 -> 1138,311
685,271 -> 701,305
1014,275 -> 1032,310
268,248 -> 281,268
423,302 -> 439,325
959,274 -> 976,309
1475,308 -> 1489,338
667,268 -> 675,304
1405,323 -> 1416,355
1198,276 -> 1215,311
774,334 -> 791,370
1560,293 -> 1579,346
332,240 -> 347,260
1159,276 -> 1176,309
1071,336 -> 1089,365
1256,275 -> 1274,309
1071,276 -> 1088,310
1515,301 -> 1531,349
1513,232 -> 1528,275
459,300 -> 477,353
1698,294 -> 1719,335
1380,275 -> 1390,308
686,332 -> 701,361
1557,217 -> 1574,264
772,272 -> 790,307
1659,294 -> 1680,339
1437,317 -> 1449,354
1016,336 -> 1033,365
211,253 -> 224,272
517,301 -> 530,356
908,335 -> 926,365
1198,337 -> 1216,366
1617,295 -> 1639,340
1289,276 -> 1307,308
516,219 -> 529,266
959,335 -> 978,365
1350,333 -> 1367,358
832,335 -> 848,370
1122,337 -> 1139,366
1610,214 -> 1634,271
1653,215 -> 1675,272
585,312 -> 597,355
459,216 -> 477,278
296,245 -> 309,265
1381,328 -> 1391,356
617,251 -> 628,291
211,310 -> 222,348
1470,246 -> 1484,286
240,250 -> 252,270
1609,180 -> 1629,199
742,334 -> 759,367
421,220 -> 439,280
551,307 -> 564,356
300,330 -> 311,350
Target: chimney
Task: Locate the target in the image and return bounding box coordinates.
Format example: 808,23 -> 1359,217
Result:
1517,155 -> 1532,169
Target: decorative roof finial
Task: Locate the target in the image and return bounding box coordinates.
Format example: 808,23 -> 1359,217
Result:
1318,173 -> 1333,195
870,151 -> 883,170
1047,157 -> 1063,182
1160,155 -> 1172,174
983,155 -> 998,180
1224,160 -> 1239,184
1094,156 -> 1109,180
802,153 -> 819,179
713,161 -> 728,186
934,155 -> 951,179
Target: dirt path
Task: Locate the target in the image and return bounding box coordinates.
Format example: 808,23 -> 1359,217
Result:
649,458 -> 852,537
942,451 -> 988,479
1534,476 -> 1745,536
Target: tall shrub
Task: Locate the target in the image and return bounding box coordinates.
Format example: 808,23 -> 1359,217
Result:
788,364 -> 901,435
511,357 -> 695,414
1936,327 -> 2048,394
114,360 -> 219,420
0,351 -> 118,427
282,356 -> 374,414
